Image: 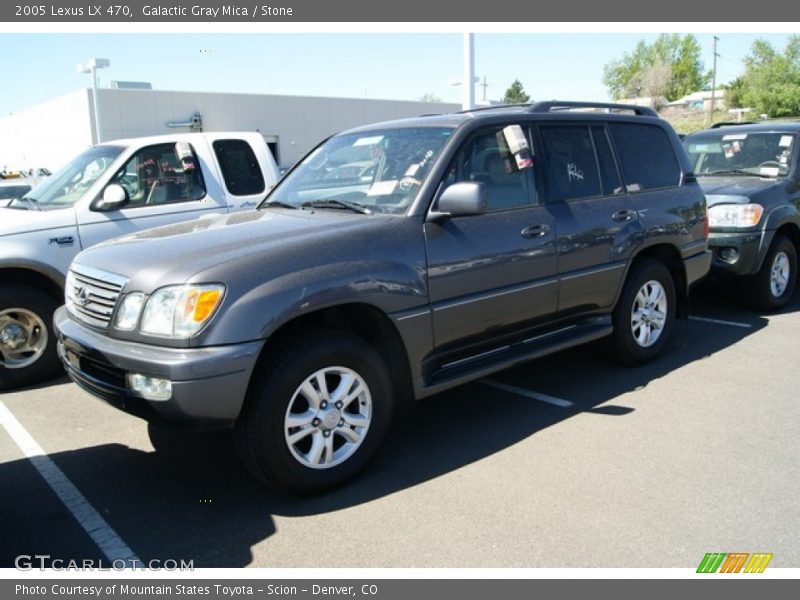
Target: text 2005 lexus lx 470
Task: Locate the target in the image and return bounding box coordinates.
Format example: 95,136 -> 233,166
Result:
55,102 -> 711,493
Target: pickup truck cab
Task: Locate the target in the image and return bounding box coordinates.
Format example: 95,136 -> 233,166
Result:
55,103 -> 710,493
0,132 -> 279,389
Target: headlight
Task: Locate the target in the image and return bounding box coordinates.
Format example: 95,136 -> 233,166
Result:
115,293 -> 145,330
708,203 -> 764,228
140,284 -> 225,338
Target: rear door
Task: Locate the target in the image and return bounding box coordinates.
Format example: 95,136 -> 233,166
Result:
424,124 -> 559,348
536,122 -> 640,312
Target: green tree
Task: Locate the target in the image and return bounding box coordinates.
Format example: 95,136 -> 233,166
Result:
737,36 -> 800,117
603,34 -> 707,101
503,79 -> 531,104
419,93 -> 442,103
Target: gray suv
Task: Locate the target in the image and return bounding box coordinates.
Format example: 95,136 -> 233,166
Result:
54,102 -> 711,493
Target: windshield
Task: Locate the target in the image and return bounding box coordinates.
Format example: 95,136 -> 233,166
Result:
265,127 -> 455,214
23,145 -> 124,208
684,131 -> 795,178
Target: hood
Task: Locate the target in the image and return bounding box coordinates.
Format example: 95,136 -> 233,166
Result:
697,176 -> 781,206
76,208 -> 393,290
0,206 -> 76,237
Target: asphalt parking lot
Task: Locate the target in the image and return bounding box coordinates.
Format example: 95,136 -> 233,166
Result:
1,280 -> 798,569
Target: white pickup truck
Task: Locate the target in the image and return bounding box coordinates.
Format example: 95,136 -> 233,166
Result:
0,131 -> 279,390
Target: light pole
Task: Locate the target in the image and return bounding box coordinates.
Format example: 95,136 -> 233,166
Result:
463,33 -> 475,111
77,58 -> 110,144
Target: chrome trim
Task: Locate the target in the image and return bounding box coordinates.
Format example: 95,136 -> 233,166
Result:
66,265 -> 128,329
394,309 -> 430,322
434,277 -> 557,312
559,262 -> 625,283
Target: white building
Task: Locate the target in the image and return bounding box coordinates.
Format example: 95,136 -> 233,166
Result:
0,88 -> 459,171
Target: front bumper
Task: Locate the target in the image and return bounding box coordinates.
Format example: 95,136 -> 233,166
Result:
708,230 -> 766,276
54,306 -> 264,430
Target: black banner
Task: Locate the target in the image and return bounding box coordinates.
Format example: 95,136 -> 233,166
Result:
0,0 -> 796,22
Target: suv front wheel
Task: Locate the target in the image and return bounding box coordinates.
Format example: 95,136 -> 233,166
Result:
746,235 -> 797,311
608,258 -> 677,366
235,331 -> 393,494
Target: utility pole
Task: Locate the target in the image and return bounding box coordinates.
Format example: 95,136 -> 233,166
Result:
708,36 -> 720,125
480,75 -> 488,102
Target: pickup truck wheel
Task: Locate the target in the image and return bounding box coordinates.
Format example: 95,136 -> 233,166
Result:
0,284 -> 61,390
235,332 -> 393,494
746,235 -> 797,311
608,258 -> 676,366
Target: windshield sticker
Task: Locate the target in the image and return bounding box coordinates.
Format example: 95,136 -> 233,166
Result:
779,135 -> 794,148
367,180 -> 398,196
760,166 -> 780,177
354,135 -> 385,147
404,163 -> 420,177
722,134 -> 748,141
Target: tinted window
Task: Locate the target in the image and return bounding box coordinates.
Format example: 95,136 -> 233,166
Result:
610,123 -> 681,192
442,126 -> 536,211
591,126 -> 623,195
540,126 -> 601,202
111,143 -> 206,207
213,139 -> 266,196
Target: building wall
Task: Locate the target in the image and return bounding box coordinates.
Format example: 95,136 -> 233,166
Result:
0,89 -> 94,172
0,89 -> 459,172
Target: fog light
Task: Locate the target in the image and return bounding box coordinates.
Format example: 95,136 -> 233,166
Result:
719,247 -> 739,262
128,373 -> 172,401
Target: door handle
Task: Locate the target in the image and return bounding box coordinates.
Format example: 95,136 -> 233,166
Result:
612,209 -> 637,222
521,224 -> 550,238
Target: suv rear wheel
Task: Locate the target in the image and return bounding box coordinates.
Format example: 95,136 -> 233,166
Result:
235,331 -> 393,494
608,258 -> 676,366
746,235 -> 797,311
0,284 -> 61,390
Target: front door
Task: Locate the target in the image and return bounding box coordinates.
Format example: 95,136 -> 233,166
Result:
425,125 -> 559,349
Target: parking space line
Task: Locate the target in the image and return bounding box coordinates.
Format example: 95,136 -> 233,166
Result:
689,316 -> 753,329
0,400 -> 139,565
479,379 -> 574,408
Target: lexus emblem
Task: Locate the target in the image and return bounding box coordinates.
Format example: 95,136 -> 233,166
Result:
74,286 -> 89,307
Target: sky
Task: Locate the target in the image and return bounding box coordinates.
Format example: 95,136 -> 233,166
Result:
0,32 -> 795,116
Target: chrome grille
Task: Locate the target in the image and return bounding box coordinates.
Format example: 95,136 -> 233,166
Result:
65,265 -> 128,329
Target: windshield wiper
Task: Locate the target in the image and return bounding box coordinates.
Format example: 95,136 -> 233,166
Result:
12,196 -> 41,211
702,169 -> 760,177
260,200 -> 298,210
300,199 -> 372,214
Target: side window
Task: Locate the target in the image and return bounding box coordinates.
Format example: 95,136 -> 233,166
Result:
212,139 -> 266,196
609,123 -> 681,192
540,125 -> 602,202
441,126 -> 536,211
591,126 -> 624,196
111,143 -> 206,207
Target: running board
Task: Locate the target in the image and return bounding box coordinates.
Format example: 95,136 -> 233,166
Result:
423,317 -> 612,395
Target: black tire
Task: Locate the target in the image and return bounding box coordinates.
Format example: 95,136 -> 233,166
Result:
0,283 -> 62,391
234,331 -> 393,494
608,258 -> 677,366
745,235 -> 797,311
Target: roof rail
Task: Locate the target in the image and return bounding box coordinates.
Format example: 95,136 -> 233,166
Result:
530,101 -> 658,118
455,103 -> 532,114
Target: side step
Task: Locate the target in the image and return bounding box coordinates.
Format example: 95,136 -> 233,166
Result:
423,317 -> 613,395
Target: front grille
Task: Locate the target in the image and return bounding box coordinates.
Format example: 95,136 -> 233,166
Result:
66,265 -> 128,329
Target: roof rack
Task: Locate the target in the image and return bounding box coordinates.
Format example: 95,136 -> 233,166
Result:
529,101 -> 658,118
455,103 -> 532,115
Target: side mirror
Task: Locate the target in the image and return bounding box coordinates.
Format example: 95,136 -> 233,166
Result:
429,182 -> 488,220
92,184 -> 129,212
